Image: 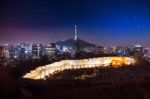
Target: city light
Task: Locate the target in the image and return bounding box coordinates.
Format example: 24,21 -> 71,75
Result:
23,57 -> 136,80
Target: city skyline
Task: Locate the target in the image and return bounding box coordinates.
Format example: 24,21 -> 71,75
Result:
0,0 -> 150,46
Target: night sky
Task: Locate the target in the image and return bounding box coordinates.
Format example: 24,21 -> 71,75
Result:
0,0 -> 150,46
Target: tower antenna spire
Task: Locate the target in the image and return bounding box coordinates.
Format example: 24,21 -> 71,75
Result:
74,24 -> 78,40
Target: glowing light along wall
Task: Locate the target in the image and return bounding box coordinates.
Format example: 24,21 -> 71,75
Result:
23,57 -> 136,80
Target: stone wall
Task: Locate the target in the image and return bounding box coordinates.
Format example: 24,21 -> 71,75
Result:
23,57 -> 136,80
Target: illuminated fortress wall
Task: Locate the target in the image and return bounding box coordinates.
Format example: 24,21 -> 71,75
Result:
23,57 -> 136,80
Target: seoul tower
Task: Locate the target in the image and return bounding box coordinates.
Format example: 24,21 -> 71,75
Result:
74,24 -> 78,41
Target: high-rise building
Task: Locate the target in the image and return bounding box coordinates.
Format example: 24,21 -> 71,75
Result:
13,47 -> 20,59
44,43 -> 57,58
16,43 -> 32,60
3,44 -> 12,59
143,48 -> 150,62
133,44 -> 143,54
20,43 -> 32,52
133,44 -> 143,60
32,44 -> 42,59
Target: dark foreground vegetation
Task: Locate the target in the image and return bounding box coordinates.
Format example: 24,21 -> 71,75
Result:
1,61 -> 150,99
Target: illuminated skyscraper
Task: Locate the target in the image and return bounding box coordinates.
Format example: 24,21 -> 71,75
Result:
16,43 -> 32,60
32,44 -> 41,59
3,44 -> 10,59
44,43 -> 57,59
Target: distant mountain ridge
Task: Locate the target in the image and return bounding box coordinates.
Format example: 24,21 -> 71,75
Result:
56,38 -> 96,50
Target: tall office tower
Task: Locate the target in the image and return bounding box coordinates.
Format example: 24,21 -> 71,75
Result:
16,43 -> 32,60
3,44 -> 10,59
32,44 -> 42,59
